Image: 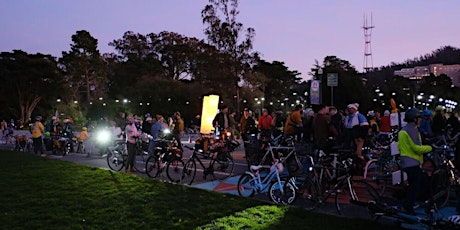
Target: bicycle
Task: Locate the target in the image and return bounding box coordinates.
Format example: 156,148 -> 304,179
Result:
145,138 -> 185,183
351,190 -> 459,229
253,135 -> 304,174
180,145 -> 234,185
423,145 -> 460,209
237,160 -> 297,205
363,141 -> 401,196
1,132 -> 15,145
287,150 -> 380,215
106,137 -> 149,173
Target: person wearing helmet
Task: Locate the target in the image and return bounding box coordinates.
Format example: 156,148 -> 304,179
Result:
30,115 -> 46,157
419,109 -> 433,143
398,108 -> 433,214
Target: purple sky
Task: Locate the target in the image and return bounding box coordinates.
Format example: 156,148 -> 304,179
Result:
1,0 -> 459,81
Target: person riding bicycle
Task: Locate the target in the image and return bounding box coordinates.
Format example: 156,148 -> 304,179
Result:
398,108 -> 432,214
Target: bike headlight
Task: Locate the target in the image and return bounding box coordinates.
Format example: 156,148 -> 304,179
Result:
96,129 -> 111,144
226,131 -> 231,137
163,128 -> 171,135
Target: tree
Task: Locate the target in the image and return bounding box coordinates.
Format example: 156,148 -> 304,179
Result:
310,56 -> 371,111
0,50 -> 63,123
59,30 -> 108,108
251,59 -> 302,110
201,0 -> 256,113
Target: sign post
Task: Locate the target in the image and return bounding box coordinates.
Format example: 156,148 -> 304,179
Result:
327,73 -> 338,106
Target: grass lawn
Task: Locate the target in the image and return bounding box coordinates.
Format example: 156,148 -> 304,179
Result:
0,151 -> 395,229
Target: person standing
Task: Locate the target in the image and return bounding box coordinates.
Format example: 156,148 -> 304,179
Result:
172,112 -> 184,151
329,106 -> 344,144
432,106 -> 447,136
379,110 -> 392,133
229,111 -> 240,140
419,110 -> 433,143
447,112 -> 460,136
125,116 -> 139,173
213,105 -> 230,133
257,108 -> 273,141
345,103 -> 369,160
271,109 -> 285,139
284,104 -> 303,141
398,108 -> 432,214
1,119 -> 7,136
313,105 -> 332,149
239,108 -> 251,141
30,116 -> 45,156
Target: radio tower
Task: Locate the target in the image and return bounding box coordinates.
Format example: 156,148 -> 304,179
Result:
363,13 -> 374,72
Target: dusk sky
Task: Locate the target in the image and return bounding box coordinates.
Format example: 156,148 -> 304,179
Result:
1,0 -> 459,81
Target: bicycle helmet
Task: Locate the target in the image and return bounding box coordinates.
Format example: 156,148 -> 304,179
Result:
404,108 -> 422,121
423,109 -> 432,116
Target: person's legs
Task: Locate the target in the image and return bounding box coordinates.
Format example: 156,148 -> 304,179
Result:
403,166 -> 423,213
125,142 -> 136,172
354,137 -> 365,159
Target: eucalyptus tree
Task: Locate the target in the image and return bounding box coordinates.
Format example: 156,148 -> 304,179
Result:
59,30 -> 108,108
0,50 -> 63,123
201,0 -> 256,112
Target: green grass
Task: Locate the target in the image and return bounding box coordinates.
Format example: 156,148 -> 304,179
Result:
0,151 -> 394,229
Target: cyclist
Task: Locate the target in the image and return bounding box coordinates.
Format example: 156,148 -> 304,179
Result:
398,108 -> 432,214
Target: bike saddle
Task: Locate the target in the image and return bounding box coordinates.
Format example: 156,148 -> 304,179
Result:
250,165 -> 263,171
447,215 -> 460,225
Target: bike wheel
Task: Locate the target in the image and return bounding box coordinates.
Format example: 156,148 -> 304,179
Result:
269,180 -> 297,205
181,159 -> 197,185
430,168 -> 450,208
166,158 -> 185,183
335,179 -> 380,216
294,175 -> 319,211
107,151 -> 125,171
364,160 -> 390,196
145,155 -> 160,178
212,153 -> 235,181
237,174 -> 256,197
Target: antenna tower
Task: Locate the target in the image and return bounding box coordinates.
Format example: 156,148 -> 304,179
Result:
363,13 -> 374,72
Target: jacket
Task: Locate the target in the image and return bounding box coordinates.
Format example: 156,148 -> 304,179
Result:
398,123 -> 432,168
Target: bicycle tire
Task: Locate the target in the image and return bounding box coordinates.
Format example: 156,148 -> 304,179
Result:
212,153 -> 235,181
132,150 -> 148,174
181,159 -> 197,185
294,175 -> 319,211
430,168 -> 450,208
166,158 -> 185,183
106,151 -> 125,171
145,155 -> 160,178
335,179 -> 380,216
237,174 -> 256,197
364,160 -> 391,196
269,179 -> 297,205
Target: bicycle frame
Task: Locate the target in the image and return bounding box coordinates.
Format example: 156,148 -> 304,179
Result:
242,164 -> 283,194
189,148 -> 221,179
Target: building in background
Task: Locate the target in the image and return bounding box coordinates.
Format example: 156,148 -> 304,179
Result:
394,64 -> 460,87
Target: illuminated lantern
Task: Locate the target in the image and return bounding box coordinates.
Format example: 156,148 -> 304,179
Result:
200,95 -> 219,134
